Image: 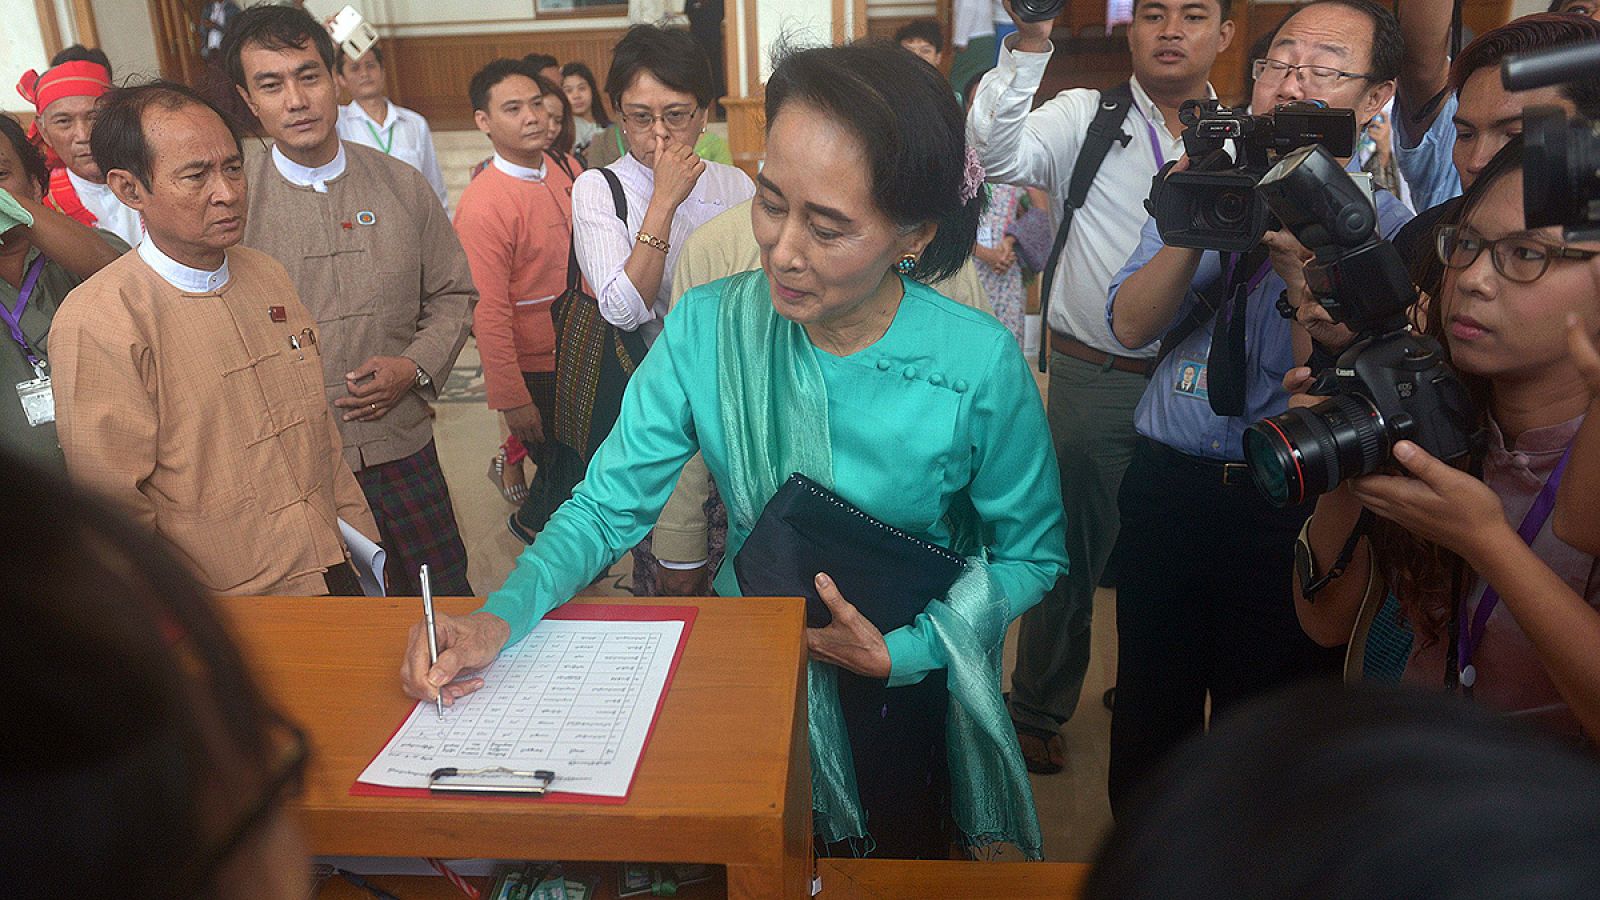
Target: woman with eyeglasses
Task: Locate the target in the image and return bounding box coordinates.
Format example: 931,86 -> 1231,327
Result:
552,25 -> 755,587
571,24 -> 754,350
1287,139 -> 1600,744
1,450 -> 311,899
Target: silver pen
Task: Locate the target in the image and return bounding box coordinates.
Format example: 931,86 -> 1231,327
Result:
421,564 -> 443,719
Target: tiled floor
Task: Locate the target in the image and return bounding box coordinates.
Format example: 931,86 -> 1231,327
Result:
431,340 -> 1117,862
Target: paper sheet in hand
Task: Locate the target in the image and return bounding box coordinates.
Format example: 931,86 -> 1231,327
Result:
357,618 -> 685,798
337,517 -> 386,597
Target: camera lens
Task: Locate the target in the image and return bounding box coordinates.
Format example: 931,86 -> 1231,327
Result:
1207,189 -> 1252,229
1244,394 -> 1387,506
1011,0 -> 1065,22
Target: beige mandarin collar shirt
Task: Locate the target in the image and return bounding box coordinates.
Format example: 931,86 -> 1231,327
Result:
49,243 -> 378,595
244,141 -> 476,471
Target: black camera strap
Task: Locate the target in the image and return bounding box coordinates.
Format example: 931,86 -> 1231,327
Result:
1035,80 -> 1135,371
1205,248 -> 1270,417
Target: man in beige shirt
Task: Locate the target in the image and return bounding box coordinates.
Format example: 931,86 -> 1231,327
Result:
50,82 -> 380,596
651,198 -> 995,594
226,6 -> 476,596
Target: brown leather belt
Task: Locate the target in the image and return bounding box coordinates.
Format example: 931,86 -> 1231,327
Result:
1049,330 -> 1155,377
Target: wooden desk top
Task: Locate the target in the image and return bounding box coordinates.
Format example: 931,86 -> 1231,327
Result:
222,595 -> 808,867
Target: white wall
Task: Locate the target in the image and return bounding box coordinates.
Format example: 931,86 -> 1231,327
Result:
1,0 -> 53,114
1510,0 -> 1549,15
93,0 -> 163,83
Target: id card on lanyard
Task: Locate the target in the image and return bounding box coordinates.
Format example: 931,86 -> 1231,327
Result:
1,256 -> 53,426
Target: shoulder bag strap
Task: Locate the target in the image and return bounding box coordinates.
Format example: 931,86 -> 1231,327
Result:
1036,80 -> 1135,371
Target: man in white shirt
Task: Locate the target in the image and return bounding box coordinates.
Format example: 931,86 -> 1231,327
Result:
16,60 -> 144,246
335,46 -> 450,209
967,0 -> 1234,774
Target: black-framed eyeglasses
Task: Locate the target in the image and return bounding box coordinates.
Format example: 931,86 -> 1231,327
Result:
1251,57 -> 1375,91
620,107 -> 699,130
1435,223 -> 1600,284
181,718 -> 310,895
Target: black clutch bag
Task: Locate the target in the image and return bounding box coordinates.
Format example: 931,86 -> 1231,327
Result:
733,473 -> 966,632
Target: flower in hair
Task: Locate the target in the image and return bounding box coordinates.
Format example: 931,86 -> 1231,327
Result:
960,146 -> 986,203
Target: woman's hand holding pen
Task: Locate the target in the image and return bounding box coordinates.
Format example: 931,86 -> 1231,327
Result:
401,610 -> 510,705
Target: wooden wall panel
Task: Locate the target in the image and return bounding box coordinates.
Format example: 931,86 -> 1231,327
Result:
383,28 -> 630,130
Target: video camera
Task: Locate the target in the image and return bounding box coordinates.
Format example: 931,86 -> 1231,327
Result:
1148,99 -> 1357,252
1502,41 -> 1600,242
1240,145 -> 1480,507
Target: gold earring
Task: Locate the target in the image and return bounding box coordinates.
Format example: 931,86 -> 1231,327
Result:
895,254 -> 917,275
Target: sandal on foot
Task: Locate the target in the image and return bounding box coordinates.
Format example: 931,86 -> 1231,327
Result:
1013,722 -> 1066,775
487,450 -> 529,505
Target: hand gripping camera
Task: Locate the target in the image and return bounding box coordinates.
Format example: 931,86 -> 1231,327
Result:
1148,99 -> 1357,252
1241,145 -> 1481,507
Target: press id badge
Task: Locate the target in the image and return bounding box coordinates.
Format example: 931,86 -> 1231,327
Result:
16,373 -> 53,426
1171,353 -> 1209,402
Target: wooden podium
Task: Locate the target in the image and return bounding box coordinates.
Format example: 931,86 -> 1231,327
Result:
223,595 -> 813,899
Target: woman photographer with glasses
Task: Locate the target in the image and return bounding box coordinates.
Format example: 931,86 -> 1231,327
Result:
1288,139 -> 1600,744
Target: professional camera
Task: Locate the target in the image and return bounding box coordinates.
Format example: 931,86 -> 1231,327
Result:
1241,145 -> 1480,507
1148,99 -> 1357,252
1502,41 -> 1600,241
1011,0 -> 1065,23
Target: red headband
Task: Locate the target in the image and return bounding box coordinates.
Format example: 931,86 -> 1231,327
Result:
15,60 -> 112,115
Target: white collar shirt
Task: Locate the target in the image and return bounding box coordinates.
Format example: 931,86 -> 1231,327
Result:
337,100 -> 450,210
968,35 -> 1211,358
137,236 -> 231,293
65,168 -> 144,248
569,150 -> 754,346
270,142 -> 347,194
491,152 -> 548,182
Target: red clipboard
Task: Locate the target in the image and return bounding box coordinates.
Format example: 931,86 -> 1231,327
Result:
350,603 -> 698,805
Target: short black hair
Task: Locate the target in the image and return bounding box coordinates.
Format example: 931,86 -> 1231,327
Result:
893,20 -> 943,50
50,44 -> 113,81
334,43 -> 383,75
1451,14 -> 1600,119
524,53 -> 560,74
605,25 -> 714,113
1086,681 -> 1600,900
766,40 -> 981,283
221,2 -> 337,90
90,81 -> 242,190
469,58 -> 541,113
561,60 -> 610,127
1286,0 -> 1403,83
0,114 -> 50,196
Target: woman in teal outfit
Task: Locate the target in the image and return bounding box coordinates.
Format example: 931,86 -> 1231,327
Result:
403,42 -> 1067,858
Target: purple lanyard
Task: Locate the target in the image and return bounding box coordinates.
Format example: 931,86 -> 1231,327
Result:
1456,443 -> 1574,688
0,256 -> 46,370
1140,114 -> 1167,169
1221,253 -> 1273,308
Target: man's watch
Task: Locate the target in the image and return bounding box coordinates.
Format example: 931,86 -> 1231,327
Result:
413,365 -> 432,390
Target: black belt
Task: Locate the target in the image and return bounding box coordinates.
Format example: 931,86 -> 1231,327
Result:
1141,437 -> 1254,487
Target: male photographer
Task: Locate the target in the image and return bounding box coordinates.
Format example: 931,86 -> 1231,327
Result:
967,0 -> 1235,774
1104,0 -> 1413,811
224,5 -> 477,597
1391,3 -> 1600,215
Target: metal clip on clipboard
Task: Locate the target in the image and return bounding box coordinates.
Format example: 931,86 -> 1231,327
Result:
427,766 -> 557,795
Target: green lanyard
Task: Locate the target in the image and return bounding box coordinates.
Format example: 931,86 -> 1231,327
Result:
363,118 -> 395,155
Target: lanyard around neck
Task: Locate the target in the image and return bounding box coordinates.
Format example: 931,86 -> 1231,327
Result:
363,118 -> 395,155
1,256 -> 47,368
1456,442 -> 1575,689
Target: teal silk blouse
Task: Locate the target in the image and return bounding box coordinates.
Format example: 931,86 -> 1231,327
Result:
482,274 -> 1068,685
